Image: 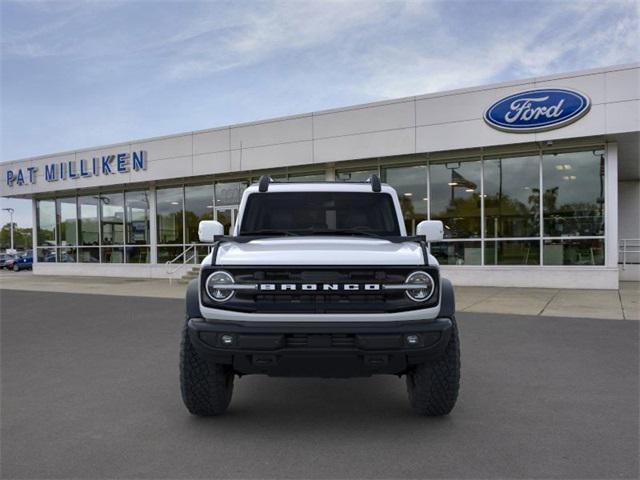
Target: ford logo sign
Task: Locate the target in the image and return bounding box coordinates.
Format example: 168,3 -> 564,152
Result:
484,88 -> 591,133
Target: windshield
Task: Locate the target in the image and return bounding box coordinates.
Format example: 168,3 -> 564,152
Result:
239,192 -> 401,236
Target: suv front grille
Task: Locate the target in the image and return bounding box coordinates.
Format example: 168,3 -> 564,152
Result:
201,266 -> 439,313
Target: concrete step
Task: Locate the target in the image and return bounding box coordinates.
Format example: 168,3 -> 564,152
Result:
177,265 -> 201,283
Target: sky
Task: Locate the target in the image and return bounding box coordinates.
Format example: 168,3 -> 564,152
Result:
1,0 -> 639,228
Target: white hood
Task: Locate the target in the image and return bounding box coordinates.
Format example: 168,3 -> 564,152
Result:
206,237 -> 437,266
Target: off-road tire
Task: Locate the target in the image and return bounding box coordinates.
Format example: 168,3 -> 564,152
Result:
406,317 -> 460,416
180,319 -> 234,416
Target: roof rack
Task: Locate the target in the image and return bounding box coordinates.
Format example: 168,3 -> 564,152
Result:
367,174 -> 382,192
258,175 -> 274,192
257,174 -> 382,192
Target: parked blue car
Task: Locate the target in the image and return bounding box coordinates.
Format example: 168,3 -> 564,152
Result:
9,251 -> 33,271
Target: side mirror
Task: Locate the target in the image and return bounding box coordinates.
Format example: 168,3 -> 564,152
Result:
416,220 -> 443,242
198,220 -> 225,243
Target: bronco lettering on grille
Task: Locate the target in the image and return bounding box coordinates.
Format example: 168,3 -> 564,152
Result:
258,283 -> 381,291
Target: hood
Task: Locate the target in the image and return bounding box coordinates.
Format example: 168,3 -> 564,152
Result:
208,237 -> 436,266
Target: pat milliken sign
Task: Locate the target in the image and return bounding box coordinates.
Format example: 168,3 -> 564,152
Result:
5,151 -> 147,187
484,88 -> 591,133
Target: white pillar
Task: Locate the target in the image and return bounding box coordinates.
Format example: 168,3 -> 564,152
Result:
605,142 -> 619,273
325,162 -> 336,181
31,198 -> 38,267
149,185 -> 158,264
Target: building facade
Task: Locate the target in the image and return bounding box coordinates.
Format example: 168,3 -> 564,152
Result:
2,63 -> 639,289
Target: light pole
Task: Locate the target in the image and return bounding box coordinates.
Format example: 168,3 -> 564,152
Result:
2,207 -> 15,251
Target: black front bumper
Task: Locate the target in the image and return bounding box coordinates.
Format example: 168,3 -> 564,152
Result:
187,317 -> 453,378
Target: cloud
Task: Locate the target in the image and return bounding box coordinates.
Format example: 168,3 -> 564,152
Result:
163,0 -> 399,80
353,0 -> 640,99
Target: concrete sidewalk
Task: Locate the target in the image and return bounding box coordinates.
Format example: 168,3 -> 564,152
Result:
1,270 -> 638,320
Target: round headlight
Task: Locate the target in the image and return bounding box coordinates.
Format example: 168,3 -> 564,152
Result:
405,271 -> 435,302
205,271 -> 235,302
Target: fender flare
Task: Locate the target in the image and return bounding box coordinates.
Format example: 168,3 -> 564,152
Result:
186,278 -> 202,319
439,278 -> 456,318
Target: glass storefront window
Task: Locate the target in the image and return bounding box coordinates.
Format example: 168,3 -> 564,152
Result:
101,246 -> 124,263
77,247 -> 99,263
383,165 -> 427,235
125,191 -> 150,245
157,246 -> 184,264
56,197 -> 77,247
126,246 -> 150,263
215,207 -> 237,236
543,238 -> 604,265
542,150 -> 605,237
58,247 -> 76,263
484,155 -> 540,238
30,147 -> 607,268
431,241 -> 482,265
78,195 -> 99,246
185,184 -> 214,244
287,172 -> 325,182
157,187 -> 184,244
215,181 -> 247,206
36,200 -> 56,246
336,169 -> 378,182
484,240 -> 540,265
100,193 -> 124,245
430,160 -> 481,238
37,246 -> 56,262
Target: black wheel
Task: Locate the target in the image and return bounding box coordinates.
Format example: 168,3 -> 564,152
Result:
180,319 -> 234,416
13,264 -> 19,272
406,317 -> 460,416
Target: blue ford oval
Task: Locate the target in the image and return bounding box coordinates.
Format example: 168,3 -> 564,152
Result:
484,88 -> 591,132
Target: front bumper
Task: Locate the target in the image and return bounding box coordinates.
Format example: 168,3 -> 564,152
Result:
187,317 -> 453,378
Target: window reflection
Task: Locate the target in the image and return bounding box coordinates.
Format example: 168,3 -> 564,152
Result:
125,191 -> 150,245
287,172 -> 325,182
484,155 -> 540,238
100,193 -> 124,245
58,247 -> 76,263
157,187 -> 184,244
185,185 -> 214,243
430,160 -> 481,238
37,200 -> 56,245
37,200 -> 56,246
56,197 -> 77,247
157,246 -> 183,264
542,151 -> 605,237
126,246 -> 150,263
101,246 -> 124,263
77,247 -> 99,263
431,242 -> 481,265
215,181 -> 247,206
544,238 -> 604,265
37,247 -> 56,262
336,169 -> 378,182
485,240 -> 540,265
78,196 -> 99,246
383,165 -> 427,235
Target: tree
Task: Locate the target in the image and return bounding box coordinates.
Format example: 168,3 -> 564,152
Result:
0,223 -> 32,251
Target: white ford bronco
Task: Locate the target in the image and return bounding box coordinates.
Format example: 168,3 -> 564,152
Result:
180,175 -> 460,416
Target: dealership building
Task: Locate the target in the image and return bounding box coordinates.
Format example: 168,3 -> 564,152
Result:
1,63 -> 638,289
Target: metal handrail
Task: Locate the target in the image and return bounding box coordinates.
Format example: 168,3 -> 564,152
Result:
166,243 -> 217,283
619,238 -> 640,270
166,244 -> 200,283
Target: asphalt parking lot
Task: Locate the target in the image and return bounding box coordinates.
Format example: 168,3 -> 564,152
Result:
1,290 -> 638,479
